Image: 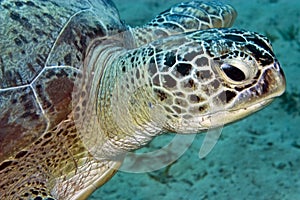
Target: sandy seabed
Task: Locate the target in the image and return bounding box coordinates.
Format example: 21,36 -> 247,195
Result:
90,0 -> 300,199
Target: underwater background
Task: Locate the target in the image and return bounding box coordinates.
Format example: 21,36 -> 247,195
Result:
90,0 -> 300,199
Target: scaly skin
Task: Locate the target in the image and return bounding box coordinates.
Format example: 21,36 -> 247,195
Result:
132,1 -> 237,46
84,28 -> 285,158
0,1 -> 285,200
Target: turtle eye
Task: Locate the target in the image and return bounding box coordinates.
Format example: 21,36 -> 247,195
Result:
220,61 -> 250,83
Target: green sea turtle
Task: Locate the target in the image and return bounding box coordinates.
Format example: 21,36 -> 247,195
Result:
0,0 -> 285,199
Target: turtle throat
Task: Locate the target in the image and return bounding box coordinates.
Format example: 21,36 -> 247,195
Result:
83,38 -> 163,159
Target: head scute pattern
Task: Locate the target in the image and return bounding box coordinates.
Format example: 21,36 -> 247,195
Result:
0,1 -> 285,199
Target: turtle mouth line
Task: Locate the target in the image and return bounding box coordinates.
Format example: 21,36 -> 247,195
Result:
225,98 -> 273,123
231,98 -> 273,115
198,98 -> 274,129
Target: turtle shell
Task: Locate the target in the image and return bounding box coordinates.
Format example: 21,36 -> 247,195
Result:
0,0 -> 126,161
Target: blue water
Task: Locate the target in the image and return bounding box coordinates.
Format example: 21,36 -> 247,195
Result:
90,0 -> 300,199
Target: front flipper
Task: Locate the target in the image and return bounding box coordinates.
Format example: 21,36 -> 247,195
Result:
51,160 -> 121,199
0,159 -> 120,200
0,116 -> 122,200
132,1 -> 237,46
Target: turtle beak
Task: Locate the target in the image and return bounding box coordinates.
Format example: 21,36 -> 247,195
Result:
237,60 -> 286,106
275,61 -> 286,95
263,60 -> 286,99
204,60 -> 286,128
240,60 -> 286,111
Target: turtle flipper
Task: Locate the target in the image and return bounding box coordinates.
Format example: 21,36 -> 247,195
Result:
51,160 -> 121,199
0,157 -> 56,200
0,115 -> 122,200
132,1 -> 237,46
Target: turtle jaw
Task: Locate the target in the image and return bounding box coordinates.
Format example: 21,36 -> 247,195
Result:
232,60 -> 286,109
197,98 -> 273,129
203,60 -> 286,129
177,60 -> 286,131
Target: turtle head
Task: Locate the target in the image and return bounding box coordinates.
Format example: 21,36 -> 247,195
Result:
144,28 -> 286,133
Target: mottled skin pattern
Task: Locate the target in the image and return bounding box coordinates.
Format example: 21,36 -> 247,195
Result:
0,0 -> 285,200
131,1 -> 236,46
